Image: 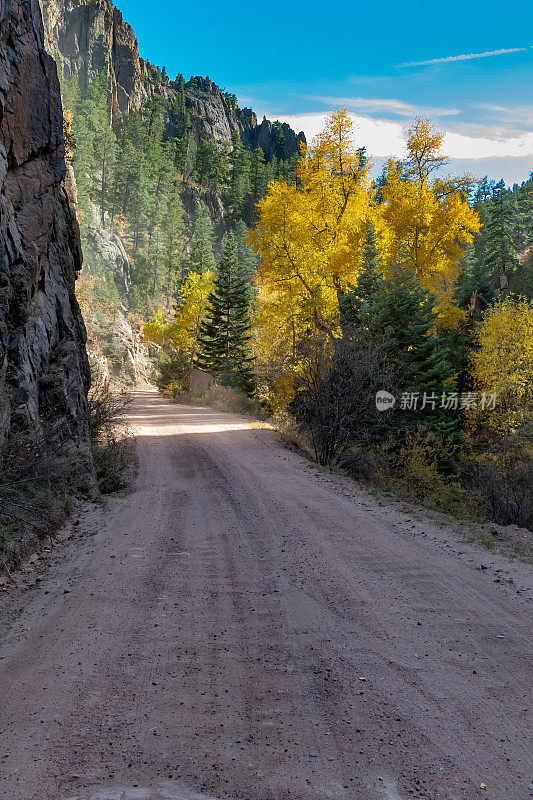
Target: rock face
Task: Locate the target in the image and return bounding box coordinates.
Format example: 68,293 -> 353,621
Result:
0,0 -> 92,460
86,225 -> 131,298
40,0 -> 166,114
39,0 -> 305,158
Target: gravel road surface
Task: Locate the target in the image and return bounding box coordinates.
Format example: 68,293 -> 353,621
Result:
0,391 -> 531,800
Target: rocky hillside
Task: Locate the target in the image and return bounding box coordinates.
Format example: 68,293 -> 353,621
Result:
0,0 -> 92,463
39,0 -> 305,159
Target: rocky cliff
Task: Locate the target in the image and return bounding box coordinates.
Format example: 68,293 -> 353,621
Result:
0,0 -> 92,462
39,0 -> 305,158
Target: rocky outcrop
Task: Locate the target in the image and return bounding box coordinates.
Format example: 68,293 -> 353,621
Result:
182,76 -> 306,159
40,0 -> 168,114
39,0 -> 305,159
0,0 -> 92,463
85,225 -> 131,298
180,183 -> 226,231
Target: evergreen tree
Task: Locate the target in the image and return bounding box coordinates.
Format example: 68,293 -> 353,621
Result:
210,143 -> 229,193
250,147 -> 267,202
187,205 -> 216,275
233,220 -> 258,278
486,179 -> 517,282
161,183 -> 186,304
61,74 -> 80,114
71,70 -> 116,225
227,130 -> 251,214
339,225 -> 380,329
195,233 -> 255,395
365,267 -> 458,443
455,244 -> 495,308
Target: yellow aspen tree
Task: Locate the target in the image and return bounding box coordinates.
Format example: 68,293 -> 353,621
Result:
143,270 -> 215,361
251,109 -> 375,341
470,296 -> 533,434
381,118 -> 480,327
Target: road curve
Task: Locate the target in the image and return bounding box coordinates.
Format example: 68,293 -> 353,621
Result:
0,390 -> 531,800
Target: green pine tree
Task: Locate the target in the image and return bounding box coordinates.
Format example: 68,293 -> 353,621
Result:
486,179 -> 517,282
227,130 -> 251,215
187,205 -> 216,275
233,220 -> 258,279
195,233 -> 255,395
365,267 -> 459,444
339,225 -> 380,330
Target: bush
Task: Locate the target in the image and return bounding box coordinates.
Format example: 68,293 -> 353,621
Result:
0,428 -> 77,564
151,351 -> 190,397
466,439 -> 533,529
291,333 -> 398,467
393,428 -> 475,517
88,384 -> 134,493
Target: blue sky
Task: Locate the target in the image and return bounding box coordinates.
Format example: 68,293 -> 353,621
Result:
118,0 -> 533,184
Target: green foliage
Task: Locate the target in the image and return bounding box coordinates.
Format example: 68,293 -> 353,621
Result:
227,130 -> 251,216
187,204 -> 216,275
365,269 -> 459,445
233,219 -> 258,278
196,233 -> 255,395
71,70 -> 117,224
457,173 -> 533,303
340,225 -> 380,329
485,179 -> 518,281
151,350 -> 190,396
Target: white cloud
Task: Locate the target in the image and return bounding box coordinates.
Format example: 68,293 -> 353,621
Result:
267,111 -> 533,182
309,96 -> 459,118
475,104 -> 533,129
400,47 -> 527,68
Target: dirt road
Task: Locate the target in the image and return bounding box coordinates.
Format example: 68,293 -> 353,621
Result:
0,391 -> 531,800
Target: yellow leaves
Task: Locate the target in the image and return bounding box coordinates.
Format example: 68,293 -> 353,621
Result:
250,111 -> 481,408
405,118 -> 446,182
63,109 -> 74,162
380,118 -> 480,325
251,109 -> 374,338
470,296 -> 533,435
143,270 -> 215,360
75,270 -> 106,315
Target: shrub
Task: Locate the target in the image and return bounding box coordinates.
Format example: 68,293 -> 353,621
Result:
291,333 -> 398,468
466,437 -> 533,529
88,384 -> 134,493
0,429 -> 76,564
151,351 -> 189,396
355,427 -> 477,519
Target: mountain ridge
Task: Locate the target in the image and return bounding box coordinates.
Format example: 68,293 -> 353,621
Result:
39,0 -> 305,160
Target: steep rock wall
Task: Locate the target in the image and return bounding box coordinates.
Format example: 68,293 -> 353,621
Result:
0,0 -> 92,462
39,0 -> 305,158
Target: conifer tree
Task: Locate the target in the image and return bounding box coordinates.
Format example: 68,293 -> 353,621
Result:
161,183 -> 185,303
187,205 -> 216,275
339,225 -> 380,329
195,139 -> 218,185
365,267 -> 458,442
233,220 -> 258,279
228,130 -> 251,214
71,70 -> 116,225
250,147 -> 267,203
195,233 -> 255,395
486,179 -> 517,282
